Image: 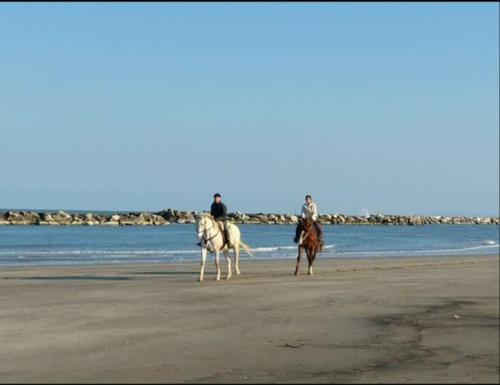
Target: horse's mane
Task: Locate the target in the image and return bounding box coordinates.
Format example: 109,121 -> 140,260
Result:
301,217 -> 314,226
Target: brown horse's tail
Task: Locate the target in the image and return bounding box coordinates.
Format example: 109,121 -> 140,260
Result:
239,240 -> 254,257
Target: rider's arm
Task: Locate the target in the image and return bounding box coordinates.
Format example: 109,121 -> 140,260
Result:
301,204 -> 306,219
312,203 -> 318,220
222,203 -> 228,219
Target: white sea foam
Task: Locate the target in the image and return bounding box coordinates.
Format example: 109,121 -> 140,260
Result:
0,249 -> 198,256
0,243 -> 497,266
250,244 -> 335,252
0,244 -> 335,257
324,243 -> 500,257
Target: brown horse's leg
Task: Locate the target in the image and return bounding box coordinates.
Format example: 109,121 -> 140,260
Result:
307,248 -> 314,276
294,246 -> 303,276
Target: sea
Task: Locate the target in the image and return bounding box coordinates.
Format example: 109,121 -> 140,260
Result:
0,224 -> 498,267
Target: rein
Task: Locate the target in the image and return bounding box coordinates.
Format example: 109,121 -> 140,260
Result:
204,229 -> 220,243
200,218 -> 221,244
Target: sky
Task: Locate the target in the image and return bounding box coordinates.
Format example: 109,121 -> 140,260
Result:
0,2 -> 498,216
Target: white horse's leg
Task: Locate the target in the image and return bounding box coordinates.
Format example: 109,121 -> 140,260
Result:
198,247 -> 207,282
224,248 -> 232,280
233,243 -> 241,275
214,250 -> 221,281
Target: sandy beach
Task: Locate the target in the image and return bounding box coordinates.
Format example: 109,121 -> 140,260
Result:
0,255 -> 498,383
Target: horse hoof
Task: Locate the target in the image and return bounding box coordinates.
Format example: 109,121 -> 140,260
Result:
226,275 -> 232,280
215,277 -> 221,281
197,277 -> 203,282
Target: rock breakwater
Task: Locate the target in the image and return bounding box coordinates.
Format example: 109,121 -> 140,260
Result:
0,209 -> 498,226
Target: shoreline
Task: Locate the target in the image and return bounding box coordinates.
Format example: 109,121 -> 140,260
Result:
1,251 -> 498,270
1,254 -> 498,383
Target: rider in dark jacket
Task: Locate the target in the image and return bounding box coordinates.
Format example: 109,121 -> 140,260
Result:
197,193 -> 231,247
210,199 -> 227,221
211,193 -> 230,246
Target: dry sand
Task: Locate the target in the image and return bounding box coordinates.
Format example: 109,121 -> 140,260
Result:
0,255 -> 498,383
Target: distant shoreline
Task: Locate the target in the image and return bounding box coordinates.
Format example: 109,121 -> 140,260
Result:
1,209 -> 498,226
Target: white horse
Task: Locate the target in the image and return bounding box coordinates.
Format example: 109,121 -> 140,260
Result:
196,214 -> 253,282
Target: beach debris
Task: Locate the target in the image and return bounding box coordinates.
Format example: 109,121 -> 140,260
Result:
453,314 -> 461,320
281,342 -> 303,349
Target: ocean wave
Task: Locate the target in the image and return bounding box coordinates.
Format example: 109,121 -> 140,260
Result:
250,244 -> 335,252
323,243 -> 500,257
0,249 -> 198,256
0,243 -> 497,265
0,244 -> 336,256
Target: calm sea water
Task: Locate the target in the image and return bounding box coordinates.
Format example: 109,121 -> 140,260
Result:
0,224 -> 498,266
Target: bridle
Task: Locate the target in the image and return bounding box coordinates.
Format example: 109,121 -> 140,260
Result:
198,216 -> 220,245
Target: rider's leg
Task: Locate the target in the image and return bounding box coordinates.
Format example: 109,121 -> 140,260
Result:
216,220 -> 226,245
223,220 -> 231,246
298,230 -> 305,246
313,221 -> 323,238
314,221 -> 324,250
294,223 -> 302,243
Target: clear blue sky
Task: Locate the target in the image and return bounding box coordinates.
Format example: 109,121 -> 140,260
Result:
1,3 -> 498,216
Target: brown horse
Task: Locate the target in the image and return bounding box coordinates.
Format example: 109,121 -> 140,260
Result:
294,218 -> 323,276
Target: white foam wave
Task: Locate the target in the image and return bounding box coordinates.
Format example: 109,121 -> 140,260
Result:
0,244 -> 336,257
0,243 -> 497,265
0,249 -> 198,256
323,243 -> 499,257
250,244 -> 335,252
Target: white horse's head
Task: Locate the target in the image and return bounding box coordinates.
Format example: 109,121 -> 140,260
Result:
196,213 -> 213,240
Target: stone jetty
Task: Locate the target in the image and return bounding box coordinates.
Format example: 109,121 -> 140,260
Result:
0,209 -> 498,226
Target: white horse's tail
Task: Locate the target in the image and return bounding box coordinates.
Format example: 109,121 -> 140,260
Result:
239,240 -> 254,258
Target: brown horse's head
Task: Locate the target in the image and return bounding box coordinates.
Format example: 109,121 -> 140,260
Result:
301,218 -> 317,244
301,217 -> 314,232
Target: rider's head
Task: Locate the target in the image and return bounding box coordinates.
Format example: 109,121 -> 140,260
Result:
305,195 -> 312,204
214,193 -> 222,203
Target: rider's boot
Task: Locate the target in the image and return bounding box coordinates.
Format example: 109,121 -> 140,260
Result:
297,231 -> 305,246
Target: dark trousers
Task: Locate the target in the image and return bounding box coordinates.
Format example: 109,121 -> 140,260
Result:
294,223 -> 302,242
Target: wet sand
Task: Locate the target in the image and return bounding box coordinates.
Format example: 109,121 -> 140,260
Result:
0,255 -> 498,383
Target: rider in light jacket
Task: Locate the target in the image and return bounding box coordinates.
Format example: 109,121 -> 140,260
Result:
295,195 -> 323,246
